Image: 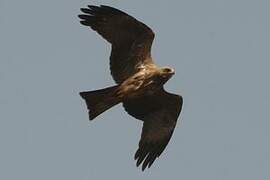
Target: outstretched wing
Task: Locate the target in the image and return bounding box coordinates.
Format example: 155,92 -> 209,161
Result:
123,90 -> 183,171
78,5 -> 155,83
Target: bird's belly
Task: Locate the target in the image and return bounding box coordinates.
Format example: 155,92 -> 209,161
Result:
117,80 -> 160,99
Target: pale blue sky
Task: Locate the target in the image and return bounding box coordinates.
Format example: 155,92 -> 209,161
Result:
1,0 -> 270,179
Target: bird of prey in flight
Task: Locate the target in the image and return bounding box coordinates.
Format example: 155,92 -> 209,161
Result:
78,5 -> 183,171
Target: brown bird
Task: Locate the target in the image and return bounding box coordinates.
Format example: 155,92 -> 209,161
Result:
78,5 -> 183,171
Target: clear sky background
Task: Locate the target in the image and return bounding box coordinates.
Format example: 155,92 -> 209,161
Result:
1,0 -> 270,179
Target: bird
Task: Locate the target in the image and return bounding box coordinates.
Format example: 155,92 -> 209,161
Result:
78,5 -> 183,171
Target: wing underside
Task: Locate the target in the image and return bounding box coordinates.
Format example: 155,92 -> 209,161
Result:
123,90 -> 183,170
78,5 -> 155,83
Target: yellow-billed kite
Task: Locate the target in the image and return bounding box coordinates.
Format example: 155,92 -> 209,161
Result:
78,5 -> 183,171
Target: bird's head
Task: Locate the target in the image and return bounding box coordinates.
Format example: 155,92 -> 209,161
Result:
157,66 -> 175,83
160,66 -> 175,76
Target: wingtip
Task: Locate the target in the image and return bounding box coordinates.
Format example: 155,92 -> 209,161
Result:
79,91 -> 84,98
78,14 -> 85,21
136,159 -> 141,167
134,150 -> 140,160
147,159 -> 155,169
87,5 -> 96,9
80,8 -> 90,14
142,165 -> 147,171
88,5 -> 101,11
78,14 -> 89,19
88,112 -> 96,121
79,21 -> 88,26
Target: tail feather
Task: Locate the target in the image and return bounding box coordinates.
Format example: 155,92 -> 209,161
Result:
80,85 -> 120,120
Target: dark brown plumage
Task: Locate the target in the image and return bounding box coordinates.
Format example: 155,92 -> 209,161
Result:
78,5 -> 183,171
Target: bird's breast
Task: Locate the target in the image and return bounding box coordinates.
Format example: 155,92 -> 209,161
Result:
117,72 -> 162,99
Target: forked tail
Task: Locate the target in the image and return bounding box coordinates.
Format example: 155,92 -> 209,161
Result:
79,85 -> 120,120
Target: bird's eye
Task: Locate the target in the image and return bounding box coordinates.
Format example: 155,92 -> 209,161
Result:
163,68 -> 171,72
